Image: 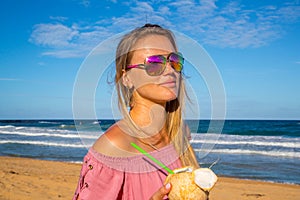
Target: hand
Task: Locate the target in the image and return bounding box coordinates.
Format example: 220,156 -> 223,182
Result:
149,183 -> 171,200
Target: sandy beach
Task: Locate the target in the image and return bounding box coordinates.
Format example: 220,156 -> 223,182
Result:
0,156 -> 299,200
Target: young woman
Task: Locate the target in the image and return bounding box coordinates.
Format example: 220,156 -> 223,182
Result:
73,24 -> 199,200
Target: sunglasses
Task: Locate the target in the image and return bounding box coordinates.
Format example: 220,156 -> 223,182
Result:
126,52 -> 184,76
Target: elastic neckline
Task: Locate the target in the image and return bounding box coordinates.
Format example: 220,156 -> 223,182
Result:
88,143 -> 180,173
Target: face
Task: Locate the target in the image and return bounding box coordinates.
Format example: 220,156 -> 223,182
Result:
124,35 -> 181,104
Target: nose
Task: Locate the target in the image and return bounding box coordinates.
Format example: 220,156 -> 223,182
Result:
163,61 -> 175,75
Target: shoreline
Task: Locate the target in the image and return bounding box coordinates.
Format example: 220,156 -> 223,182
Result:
1,156 -> 299,200
213,175 -> 300,186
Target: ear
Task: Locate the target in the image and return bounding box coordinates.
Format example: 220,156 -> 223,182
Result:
122,72 -> 133,89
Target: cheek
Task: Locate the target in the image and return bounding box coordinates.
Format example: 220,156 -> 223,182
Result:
128,70 -> 161,90
128,70 -> 181,101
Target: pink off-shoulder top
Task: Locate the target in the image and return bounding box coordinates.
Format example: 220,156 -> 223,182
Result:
73,144 -> 182,200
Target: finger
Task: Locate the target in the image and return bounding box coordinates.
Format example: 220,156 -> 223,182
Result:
150,183 -> 171,200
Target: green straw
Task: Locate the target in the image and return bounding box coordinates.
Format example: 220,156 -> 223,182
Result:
131,142 -> 174,174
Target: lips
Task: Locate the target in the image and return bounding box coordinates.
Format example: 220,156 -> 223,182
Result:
159,80 -> 176,87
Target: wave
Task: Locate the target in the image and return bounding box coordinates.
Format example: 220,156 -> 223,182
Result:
2,129 -> 299,149
59,124 -> 76,129
0,125 -> 25,130
38,121 -> 60,124
0,125 -> 15,129
68,161 -> 83,164
0,140 -> 87,148
0,130 -> 99,139
191,132 -> 300,139
194,148 -> 300,158
15,127 -> 25,130
191,139 -> 300,148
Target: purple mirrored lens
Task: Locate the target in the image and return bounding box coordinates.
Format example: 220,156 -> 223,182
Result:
169,53 -> 183,72
146,63 -> 165,75
146,55 -> 166,64
169,53 -> 183,64
145,55 -> 166,75
127,53 -> 184,76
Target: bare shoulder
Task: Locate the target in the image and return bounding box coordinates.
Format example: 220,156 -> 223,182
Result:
92,122 -> 134,157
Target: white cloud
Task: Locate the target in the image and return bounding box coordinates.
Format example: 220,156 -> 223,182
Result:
79,0 -> 90,7
157,5 -> 170,15
29,23 -> 78,48
42,50 -> 85,58
29,22 -> 114,58
49,16 -> 68,22
131,1 -> 154,13
166,0 -> 297,48
29,0 -> 300,58
38,62 -> 45,66
0,78 -> 21,81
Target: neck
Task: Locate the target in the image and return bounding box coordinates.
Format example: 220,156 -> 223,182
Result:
130,92 -> 166,127
129,92 -> 169,149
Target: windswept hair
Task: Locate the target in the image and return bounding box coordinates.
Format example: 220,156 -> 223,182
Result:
115,24 -> 199,168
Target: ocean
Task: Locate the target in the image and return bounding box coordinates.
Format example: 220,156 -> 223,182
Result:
0,119 -> 299,184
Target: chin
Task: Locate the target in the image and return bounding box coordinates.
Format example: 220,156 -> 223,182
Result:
167,91 -> 178,100
151,94 -> 177,104
162,94 -> 177,102
160,86 -> 178,99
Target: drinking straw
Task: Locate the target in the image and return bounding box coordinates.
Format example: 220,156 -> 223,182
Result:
131,142 -> 174,174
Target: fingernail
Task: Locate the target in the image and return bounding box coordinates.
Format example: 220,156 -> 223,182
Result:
165,183 -> 171,190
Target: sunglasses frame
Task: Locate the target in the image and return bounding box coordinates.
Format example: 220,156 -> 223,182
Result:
126,52 -> 184,76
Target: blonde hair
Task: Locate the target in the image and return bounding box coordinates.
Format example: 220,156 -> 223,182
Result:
115,24 -> 199,168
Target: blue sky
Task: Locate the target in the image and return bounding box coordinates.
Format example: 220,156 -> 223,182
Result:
0,0 -> 300,119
